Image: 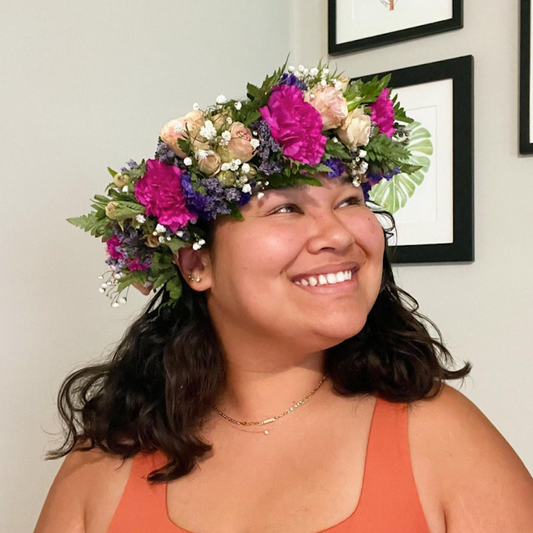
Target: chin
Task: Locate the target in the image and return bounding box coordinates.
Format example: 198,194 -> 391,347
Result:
307,313 -> 368,350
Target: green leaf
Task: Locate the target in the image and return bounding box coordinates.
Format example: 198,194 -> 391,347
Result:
369,120 -> 434,214
324,139 -> 351,160
67,213 -> 99,232
93,194 -> 111,204
109,201 -> 146,220
117,271 -> 149,293
166,275 -> 183,300
107,167 -> 117,178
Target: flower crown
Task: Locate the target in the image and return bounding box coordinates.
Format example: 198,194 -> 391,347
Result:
68,60 -> 420,311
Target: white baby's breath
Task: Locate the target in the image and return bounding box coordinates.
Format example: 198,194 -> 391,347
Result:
215,94 -> 227,104
183,157 -> 193,166
200,120 -> 217,140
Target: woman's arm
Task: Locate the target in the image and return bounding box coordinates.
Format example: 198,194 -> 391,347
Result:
412,384 -> 533,532
33,448 -> 131,533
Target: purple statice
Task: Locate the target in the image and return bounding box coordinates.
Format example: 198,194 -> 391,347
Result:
181,173 -> 248,220
324,158 -> 346,179
279,73 -> 307,91
121,159 -> 140,172
105,222 -> 153,274
361,181 -> 372,202
363,167 -> 401,202
250,118 -> 283,176
155,140 -> 180,166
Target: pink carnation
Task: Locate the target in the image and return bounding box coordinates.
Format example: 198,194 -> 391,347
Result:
134,159 -> 197,232
259,84 -> 326,165
369,88 -> 395,138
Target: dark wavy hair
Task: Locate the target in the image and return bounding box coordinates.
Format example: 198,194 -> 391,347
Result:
48,208 -> 471,482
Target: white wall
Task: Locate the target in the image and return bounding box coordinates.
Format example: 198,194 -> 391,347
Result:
291,0 -> 533,469
0,1 -> 290,531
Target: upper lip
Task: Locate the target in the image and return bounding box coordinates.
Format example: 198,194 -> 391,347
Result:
290,262 -> 360,282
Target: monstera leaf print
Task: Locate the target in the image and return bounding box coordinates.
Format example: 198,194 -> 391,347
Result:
369,121 -> 433,214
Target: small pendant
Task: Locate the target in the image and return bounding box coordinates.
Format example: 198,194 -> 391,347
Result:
264,430 -> 269,435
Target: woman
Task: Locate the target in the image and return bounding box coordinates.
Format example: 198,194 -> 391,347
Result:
35,63 -> 533,532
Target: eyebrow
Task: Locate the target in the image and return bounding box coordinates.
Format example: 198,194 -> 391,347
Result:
273,175 -> 356,194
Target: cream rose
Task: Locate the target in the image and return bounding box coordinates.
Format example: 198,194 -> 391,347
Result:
105,201 -> 119,219
159,110 -> 206,158
227,122 -> 255,162
305,85 -> 348,130
112,173 -> 130,188
144,234 -> 161,248
211,113 -> 227,130
197,151 -> 221,176
337,107 -> 371,148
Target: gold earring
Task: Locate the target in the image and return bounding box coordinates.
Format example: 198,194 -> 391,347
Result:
187,274 -> 201,282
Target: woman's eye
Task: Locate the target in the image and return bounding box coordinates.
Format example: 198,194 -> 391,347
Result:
270,196 -> 364,215
271,204 -> 300,214
338,196 -> 364,208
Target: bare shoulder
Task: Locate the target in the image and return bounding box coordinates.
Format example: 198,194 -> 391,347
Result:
34,447 -> 133,533
408,383 -> 533,533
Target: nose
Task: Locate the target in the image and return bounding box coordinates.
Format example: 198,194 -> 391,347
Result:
305,211 -> 355,254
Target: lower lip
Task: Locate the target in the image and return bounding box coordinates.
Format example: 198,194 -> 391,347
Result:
292,270 -> 359,295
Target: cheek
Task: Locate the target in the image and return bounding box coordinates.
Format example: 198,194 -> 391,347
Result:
351,210 -> 386,256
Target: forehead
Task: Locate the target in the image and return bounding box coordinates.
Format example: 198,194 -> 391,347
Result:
263,174 -> 359,197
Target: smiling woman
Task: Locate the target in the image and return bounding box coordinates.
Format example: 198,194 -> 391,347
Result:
34,62 -> 533,533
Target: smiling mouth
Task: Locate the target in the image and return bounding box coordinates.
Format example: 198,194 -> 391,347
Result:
292,267 -> 359,288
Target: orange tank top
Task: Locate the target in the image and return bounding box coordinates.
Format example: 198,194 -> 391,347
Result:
106,397 -> 431,532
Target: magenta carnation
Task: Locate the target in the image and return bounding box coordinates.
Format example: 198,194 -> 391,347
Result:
134,159 -> 197,232
127,258 -> 150,271
259,84 -> 326,165
369,88 -> 395,138
106,235 -> 122,259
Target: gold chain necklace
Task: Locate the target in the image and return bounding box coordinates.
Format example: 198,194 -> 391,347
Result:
212,373 -> 328,435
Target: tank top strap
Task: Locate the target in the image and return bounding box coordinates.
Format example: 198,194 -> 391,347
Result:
106,451 -> 176,533
352,396 -> 430,532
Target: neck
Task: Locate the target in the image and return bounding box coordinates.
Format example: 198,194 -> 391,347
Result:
214,346 -> 329,423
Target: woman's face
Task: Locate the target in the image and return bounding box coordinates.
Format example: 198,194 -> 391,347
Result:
206,175 -> 385,351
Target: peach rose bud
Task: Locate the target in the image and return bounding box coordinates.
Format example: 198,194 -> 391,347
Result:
305,85 -> 348,130
227,122 -> 255,162
197,150 -> 222,176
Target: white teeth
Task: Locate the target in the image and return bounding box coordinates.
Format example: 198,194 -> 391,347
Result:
294,268 -> 356,287
326,273 -> 337,284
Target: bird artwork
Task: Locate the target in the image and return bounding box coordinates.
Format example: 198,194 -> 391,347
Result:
380,0 -> 398,10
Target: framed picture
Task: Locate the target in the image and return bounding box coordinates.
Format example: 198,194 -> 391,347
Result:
360,56 -> 474,264
329,0 -> 463,55
520,0 -> 533,154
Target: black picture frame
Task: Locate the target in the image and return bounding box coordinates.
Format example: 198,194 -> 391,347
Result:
328,0 -> 463,55
520,0 -> 533,154
360,56 -> 474,264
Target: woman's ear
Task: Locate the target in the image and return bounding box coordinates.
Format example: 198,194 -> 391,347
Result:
173,246 -> 213,291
